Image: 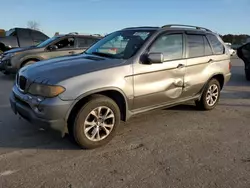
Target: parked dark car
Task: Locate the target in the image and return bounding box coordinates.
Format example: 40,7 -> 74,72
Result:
0,33 -> 102,74
237,42 -> 250,81
0,28 -> 49,53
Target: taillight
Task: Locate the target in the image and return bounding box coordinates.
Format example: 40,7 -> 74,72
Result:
229,62 -> 232,70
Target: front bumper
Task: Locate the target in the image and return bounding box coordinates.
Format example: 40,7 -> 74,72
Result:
9,85 -> 73,135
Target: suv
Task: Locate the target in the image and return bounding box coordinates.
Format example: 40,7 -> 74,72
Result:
10,24 -> 231,149
0,33 -> 102,74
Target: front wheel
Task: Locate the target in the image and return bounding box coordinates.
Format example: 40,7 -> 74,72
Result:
71,95 -> 120,149
195,79 -> 221,110
22,60 -> 37,68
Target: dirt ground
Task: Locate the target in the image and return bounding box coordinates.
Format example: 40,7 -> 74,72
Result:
0,57 -> 250,188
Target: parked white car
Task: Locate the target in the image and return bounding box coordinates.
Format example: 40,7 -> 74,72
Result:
225,43 -> 236,56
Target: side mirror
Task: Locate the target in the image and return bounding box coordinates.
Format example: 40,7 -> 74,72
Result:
48,45 -> 58,51
147,52 -> 164,64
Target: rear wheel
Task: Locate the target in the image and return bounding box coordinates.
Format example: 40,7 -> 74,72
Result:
195,79 -> 221,110
71,95 -> 120,149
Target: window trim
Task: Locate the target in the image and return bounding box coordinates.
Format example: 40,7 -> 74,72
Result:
203,36 -> 213,56
146,31 -> 185,62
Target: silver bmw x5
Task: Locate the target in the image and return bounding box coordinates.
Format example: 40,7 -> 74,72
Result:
10,24 -> 231,149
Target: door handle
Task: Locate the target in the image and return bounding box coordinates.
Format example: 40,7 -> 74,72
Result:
208,59 -> 214,63
69,51 -> 75,54
177,64 -> 185,69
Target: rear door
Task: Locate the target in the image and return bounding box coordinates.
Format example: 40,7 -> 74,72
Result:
181,33 -> 214,98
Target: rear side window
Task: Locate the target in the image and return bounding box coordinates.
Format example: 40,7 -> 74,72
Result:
187,35 -> 213,58
187,35 -> 204,58
77,37 -> 99,48
207,34 -> 224,55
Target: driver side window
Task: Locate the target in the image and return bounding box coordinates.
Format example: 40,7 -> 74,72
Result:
149,34 -> 183,61
54,37 -> 75,49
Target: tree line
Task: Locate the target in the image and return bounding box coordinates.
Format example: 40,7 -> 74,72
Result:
220,34 -> 250,45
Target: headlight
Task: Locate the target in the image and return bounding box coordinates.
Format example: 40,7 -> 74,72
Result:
28,83 -> 65,98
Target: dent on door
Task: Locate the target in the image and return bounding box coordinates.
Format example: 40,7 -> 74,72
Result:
133,59 -> 186,109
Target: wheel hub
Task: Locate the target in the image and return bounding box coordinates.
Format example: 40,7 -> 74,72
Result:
84,106 -> 115,142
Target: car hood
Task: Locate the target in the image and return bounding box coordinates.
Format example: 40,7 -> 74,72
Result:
19,54 -> 125,84
4,46 -> 38,54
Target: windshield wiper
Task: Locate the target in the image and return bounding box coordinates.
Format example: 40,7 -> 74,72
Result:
90,52 -> 115,58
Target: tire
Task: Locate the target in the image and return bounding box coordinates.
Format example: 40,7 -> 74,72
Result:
22,60 -> 36,67
195,79 -> 221,111
71,94 -> 120,149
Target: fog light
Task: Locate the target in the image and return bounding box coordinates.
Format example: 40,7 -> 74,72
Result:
34,106 -> 43,113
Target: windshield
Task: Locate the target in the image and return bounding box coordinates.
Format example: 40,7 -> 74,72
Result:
85,30 -> 155,59
36,36 -> 60,48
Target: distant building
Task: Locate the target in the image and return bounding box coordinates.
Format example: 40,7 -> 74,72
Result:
0,29 -> 5,37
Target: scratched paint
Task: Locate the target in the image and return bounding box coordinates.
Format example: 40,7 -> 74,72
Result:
0,170 -> 18,177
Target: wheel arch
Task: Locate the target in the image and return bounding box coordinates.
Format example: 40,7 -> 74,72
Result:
0,43 -> 6,52
66,87 -> 130,132
198,73 -> 225,100
20,57 -> 42,68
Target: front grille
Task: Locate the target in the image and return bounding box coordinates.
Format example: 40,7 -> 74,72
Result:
19,76 -> 27,91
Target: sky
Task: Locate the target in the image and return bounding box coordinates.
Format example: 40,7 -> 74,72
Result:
0,0 -> 249,37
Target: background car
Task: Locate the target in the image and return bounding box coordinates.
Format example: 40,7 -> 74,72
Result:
225,43 -> 236,56
0,33 -> 102,74
237,42 -> 250,80
0,27 -> 49,53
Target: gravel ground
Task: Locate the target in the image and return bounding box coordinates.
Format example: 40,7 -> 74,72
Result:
0,57 -> 250,188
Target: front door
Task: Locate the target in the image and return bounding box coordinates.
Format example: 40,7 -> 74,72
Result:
133,33 -> 186,110
43,37 -> 79,59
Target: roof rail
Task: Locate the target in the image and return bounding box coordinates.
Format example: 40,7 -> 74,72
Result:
90,34 -> 102,37
67,32 -> 79,35
122,26 -> 159,30
162,24 -> 212,32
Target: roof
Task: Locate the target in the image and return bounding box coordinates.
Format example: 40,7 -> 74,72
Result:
55,33 -> 103,39
122,24 -> 214,34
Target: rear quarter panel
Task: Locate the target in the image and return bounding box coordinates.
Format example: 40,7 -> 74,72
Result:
182,54 -> 230,98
